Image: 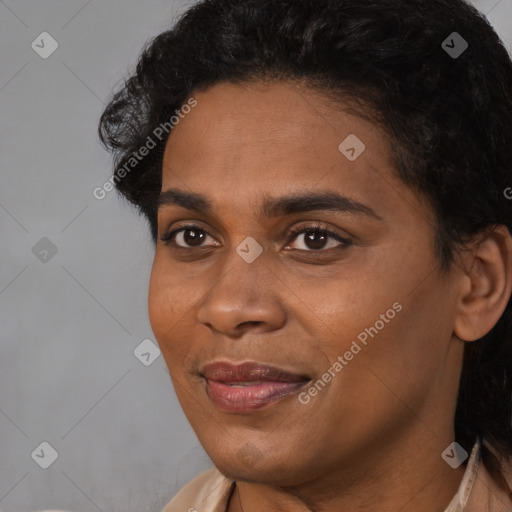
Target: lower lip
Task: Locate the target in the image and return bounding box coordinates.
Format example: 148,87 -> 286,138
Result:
205,379 -> 309,413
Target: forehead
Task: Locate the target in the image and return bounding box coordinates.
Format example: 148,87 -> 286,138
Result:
159,81 -> 422,222
163,81 -> 391,167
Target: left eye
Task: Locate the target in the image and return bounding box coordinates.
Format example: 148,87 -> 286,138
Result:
159,226 -> 217,248
285,227 -> 352,251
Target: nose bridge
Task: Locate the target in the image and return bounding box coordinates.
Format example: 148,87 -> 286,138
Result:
196,240 -> 287,334
207,236 -> 268,306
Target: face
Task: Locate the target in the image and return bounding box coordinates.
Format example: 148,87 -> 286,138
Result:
148,81 -> 465,486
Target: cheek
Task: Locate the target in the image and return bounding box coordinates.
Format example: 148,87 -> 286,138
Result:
148,269 -> 191,380
296,273 -> 399,353
148,264 -> 171,339
312,297 -> 406,392
147,258 -> 211,362
307,262 -> 447,406
328,284 -> 452,413
147,259 -> 189,349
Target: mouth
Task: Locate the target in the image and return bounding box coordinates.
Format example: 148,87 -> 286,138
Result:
200,361 -> 312,413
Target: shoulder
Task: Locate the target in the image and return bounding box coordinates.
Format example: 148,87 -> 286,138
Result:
161,466 -> 235,512
470,451 -> 512,511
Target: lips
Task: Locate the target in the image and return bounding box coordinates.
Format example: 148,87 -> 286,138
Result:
201,361 -> 310,383
200,361 -> 311,413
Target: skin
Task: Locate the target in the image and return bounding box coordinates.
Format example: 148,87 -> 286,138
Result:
148,81 -> 512,512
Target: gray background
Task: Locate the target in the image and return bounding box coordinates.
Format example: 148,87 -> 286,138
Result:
0,1 -> 511,511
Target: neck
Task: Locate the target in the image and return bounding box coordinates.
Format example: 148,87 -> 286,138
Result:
227,432 -> 468,512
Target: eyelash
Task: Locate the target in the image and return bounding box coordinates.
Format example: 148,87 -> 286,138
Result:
159,223 -> 352,252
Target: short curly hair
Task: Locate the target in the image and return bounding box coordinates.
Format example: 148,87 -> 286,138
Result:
98,0 -> 512,494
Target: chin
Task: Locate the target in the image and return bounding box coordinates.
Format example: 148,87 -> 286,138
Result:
211,450 -> 311,487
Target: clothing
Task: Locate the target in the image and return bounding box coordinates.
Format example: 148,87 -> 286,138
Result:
162,439 -> 512,512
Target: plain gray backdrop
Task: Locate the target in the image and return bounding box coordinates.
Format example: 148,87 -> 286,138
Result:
1,0 -> 511,511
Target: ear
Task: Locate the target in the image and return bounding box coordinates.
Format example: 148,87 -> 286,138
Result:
454,225 -> 512,342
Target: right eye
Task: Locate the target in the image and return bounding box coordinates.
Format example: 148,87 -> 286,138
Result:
159,225 -> 219,248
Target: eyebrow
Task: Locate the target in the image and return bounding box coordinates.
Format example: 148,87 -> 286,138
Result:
157,188 -> 383,221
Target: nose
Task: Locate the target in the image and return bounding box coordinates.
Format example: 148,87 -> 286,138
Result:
196,247 -> 287,337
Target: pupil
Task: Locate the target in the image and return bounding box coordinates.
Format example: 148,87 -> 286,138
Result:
184,229 -> 204,246
306,230 -> 327,250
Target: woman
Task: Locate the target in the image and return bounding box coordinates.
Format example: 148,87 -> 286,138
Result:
98,0 -> 512,510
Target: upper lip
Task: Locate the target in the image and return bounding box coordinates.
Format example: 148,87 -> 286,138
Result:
200,361 -> 311,383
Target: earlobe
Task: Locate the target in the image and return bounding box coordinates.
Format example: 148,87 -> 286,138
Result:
453,225 -> 512,342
